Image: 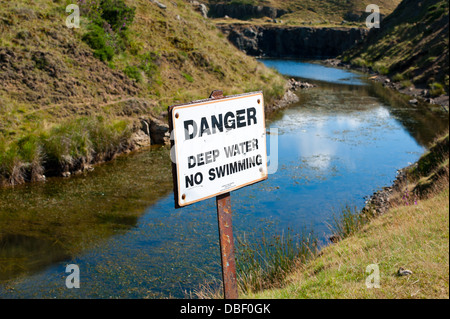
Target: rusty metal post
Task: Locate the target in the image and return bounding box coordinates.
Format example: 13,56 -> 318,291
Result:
209,90 -> 239,299
216,192 -> 239,299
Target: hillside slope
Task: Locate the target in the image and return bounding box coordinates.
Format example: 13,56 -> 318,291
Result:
0,0 -> 286,185
342,0 -> 449,97
206,0 -> 402,25
0,0 -> 285,134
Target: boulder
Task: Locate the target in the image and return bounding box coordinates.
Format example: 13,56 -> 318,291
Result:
149,117 -> 170,145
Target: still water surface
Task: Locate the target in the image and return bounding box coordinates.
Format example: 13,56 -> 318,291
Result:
0,60 -> 447,298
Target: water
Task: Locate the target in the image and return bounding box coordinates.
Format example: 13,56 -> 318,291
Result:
0,60 -> 448,298
261,59 -> 365,85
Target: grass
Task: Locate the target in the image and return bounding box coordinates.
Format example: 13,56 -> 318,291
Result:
235,228 -> 318,294
193,227 -> 319,298
242,132 -> 449,299
246,184 -> 448,298
0,116 -> 133,185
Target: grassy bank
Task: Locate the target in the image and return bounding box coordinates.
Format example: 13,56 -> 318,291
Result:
341,0 -> 449,96
241,133 -> 449,299
246,184 -> 448,298
0,116 -> 134,186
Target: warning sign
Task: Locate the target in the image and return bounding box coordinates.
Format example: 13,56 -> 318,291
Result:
169,91 -> 268,207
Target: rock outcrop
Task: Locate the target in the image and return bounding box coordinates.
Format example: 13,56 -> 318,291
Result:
218,24 -> 368,58
135,117 -> 170,146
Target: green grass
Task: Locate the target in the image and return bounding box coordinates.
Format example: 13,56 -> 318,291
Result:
0,116 -> 133,185
235,228 -> 318,294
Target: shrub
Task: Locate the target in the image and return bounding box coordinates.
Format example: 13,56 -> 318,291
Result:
400,80 -> 413,88
82,24 -> 115,61
100,0 -> 135,31
328,205 -> 374,240
124,65 -> 142,82
351,57 -> 368,68
373,62 -> 389,75
40,121 -> 92,170
81,0 -> 136,62
16,134 -> 44,181
139,53 -> 159,79
88,117 -> 132,158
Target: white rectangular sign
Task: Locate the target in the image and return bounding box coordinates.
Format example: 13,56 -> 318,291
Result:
169,91 -> 268,207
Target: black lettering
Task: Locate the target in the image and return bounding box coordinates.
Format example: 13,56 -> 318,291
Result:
213,149 -> 220,161
216,165 -> 226,178
224,112 -> 235,130
188,156 -> 196,169
237,159 -> 246,171
205,151 -> 212,164
211,114 -> 223,134
256,154 -> 262,165
248,156 -> 256,167
197,153 -> 205,166
200,118 -> 211,137
224,145 -> 234,158
194,172 -> 203,184
184,120 -> 197,140
247,107 -> 257,126
236,109 -> 246,128
228,161 -> 238,175
185,174 -> 194,188
209,168 -> 216,181
253,138 -> 259,150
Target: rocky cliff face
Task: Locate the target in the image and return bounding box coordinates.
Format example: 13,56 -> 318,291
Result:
218,24 -> 368,58
208,3 -> 288,20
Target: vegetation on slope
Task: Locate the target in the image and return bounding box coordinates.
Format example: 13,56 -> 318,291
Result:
342,0 -> 449,96
206,0 -> 402,26
0,0 -> 286,185
244,132 -> 449,299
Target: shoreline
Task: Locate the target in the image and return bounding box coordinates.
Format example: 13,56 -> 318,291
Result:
322,58 -> 449,112
0,81 -> 300,189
